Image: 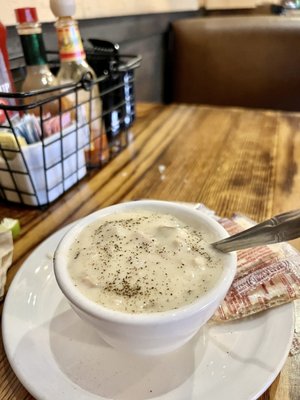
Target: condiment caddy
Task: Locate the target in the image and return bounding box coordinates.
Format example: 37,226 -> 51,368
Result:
0,1 -> 141,207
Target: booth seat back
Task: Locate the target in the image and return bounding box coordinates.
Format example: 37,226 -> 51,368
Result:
170,16 -> 300,111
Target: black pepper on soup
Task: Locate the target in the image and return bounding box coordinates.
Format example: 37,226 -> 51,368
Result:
68,210 -> 224,313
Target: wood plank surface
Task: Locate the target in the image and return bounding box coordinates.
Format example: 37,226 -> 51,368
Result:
0,102 -> 299,399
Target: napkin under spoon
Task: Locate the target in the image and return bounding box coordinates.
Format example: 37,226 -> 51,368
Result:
211,209 -> 300,252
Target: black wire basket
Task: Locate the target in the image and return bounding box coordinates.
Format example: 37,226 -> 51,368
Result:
0,49 -> 141,207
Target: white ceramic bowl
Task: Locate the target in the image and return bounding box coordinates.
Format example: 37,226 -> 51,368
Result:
54,200 -> 237,356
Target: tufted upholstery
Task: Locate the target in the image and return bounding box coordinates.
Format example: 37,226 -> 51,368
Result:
170,16 -> 300,111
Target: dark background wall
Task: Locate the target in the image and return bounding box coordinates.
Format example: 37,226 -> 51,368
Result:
6,5 -> 277,103
6,11 -> 203,103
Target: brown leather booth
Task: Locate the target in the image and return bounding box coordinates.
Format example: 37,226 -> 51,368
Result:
170,16 -> 300,111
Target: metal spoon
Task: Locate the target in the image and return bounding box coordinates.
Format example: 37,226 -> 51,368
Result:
211,209 -> 300,252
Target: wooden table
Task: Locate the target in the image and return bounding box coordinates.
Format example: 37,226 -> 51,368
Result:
0,103 -> 299,399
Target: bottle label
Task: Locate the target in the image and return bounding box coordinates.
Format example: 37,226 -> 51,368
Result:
20,33 -> 47,66
57,25 -> 86,62
0,51 -> 15,124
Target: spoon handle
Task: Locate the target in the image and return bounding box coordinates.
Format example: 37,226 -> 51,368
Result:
212,209 -> 300,252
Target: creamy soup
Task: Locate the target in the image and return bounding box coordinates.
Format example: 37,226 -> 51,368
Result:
67,210 -> 224,313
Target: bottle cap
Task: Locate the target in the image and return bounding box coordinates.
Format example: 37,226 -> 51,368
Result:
50,0 -> 76,17
15,8 -> 38,24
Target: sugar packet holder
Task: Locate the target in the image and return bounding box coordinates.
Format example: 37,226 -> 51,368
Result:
0,122 -> 89,206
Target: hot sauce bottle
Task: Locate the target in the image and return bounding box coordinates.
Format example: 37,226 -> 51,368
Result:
14,8 -> 60,117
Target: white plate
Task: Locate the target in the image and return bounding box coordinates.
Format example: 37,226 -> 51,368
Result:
2,225 -> 294,400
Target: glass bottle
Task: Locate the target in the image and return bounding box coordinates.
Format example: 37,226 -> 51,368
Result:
0,21 -> 16,124
14,7 -> 61,117
50,0 -> 109,166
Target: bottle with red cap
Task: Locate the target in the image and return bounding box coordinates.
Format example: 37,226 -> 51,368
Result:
0,21 -> 16,124
15,7 -> 58,116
